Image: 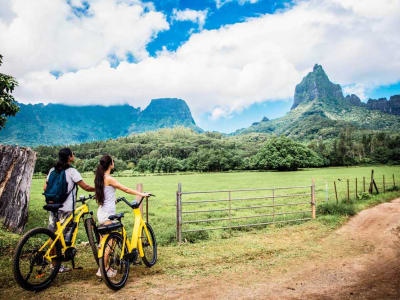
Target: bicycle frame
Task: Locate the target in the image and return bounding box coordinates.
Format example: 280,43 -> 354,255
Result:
41,204 -> 89,263
98,206 -> 153,259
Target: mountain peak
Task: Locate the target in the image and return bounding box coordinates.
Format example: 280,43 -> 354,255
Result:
132,98 -> 201,133
291,64 -> 343,110
313,63 -> 324,72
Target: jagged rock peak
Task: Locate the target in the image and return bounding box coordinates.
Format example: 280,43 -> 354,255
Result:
261,116 -> 269,122
291,64 -> 344,110
345,94 -> 362,106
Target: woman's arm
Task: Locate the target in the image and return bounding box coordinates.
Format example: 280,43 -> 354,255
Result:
107,177 -> 148,197
77,180 -> 95,192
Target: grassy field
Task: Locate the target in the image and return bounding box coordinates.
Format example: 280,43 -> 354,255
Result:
23,165 -> 400,245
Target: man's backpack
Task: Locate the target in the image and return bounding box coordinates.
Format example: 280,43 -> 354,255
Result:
44,168 -> 73,204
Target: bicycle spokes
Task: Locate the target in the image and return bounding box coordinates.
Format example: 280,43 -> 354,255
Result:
104,236 -> 128,285
18,233 -> 56,286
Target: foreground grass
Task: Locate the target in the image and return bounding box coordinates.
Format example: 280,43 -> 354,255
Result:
1,188 -> 399,298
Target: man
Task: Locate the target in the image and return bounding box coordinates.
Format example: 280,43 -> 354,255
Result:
44,148 -> 95,272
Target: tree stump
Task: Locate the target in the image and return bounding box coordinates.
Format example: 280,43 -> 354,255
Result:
0,145 -> 36,233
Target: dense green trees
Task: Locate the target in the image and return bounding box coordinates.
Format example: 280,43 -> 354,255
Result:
0,55 -> 19,130
252,137 -> 324,171
33,127 -> 399,175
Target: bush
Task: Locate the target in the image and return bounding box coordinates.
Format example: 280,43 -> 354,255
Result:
182,230 -> 209,243
317,202 -> 356,216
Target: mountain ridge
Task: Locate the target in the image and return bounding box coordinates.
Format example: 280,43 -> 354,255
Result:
0,98 -> 202,146
235,64 -> 400,139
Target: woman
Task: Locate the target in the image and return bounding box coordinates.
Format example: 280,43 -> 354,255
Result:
94,154 -> 149,277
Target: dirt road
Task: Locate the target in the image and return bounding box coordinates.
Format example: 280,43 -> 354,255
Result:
140,199 -> 400,299
4,199 -> 400,299
148,198 -> 400,300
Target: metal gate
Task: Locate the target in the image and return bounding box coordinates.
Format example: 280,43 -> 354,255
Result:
176,180 -> 316,242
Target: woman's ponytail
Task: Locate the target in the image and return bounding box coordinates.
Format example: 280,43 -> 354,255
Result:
95,155 -> 113,205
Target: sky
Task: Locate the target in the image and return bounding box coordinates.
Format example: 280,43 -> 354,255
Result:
1,0 -> 400,133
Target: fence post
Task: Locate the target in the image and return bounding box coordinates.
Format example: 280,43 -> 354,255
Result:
363,177 -> 366,193
394,174 -> 396,188
137,183 -> 143,215
383,175 -> 386,193
355,178 -> 358,200
347,179 -> 350,203
176,183 -> 182,243
334,181 -> 338,204
311,179 -> 316,219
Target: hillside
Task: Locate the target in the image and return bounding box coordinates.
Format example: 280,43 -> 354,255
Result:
0,98 -> 201,146
235,64 -> 400,140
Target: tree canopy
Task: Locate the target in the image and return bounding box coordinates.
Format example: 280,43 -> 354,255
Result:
0,54 -> 19,130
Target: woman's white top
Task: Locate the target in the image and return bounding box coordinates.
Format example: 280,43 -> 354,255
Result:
97,184 -> 116,224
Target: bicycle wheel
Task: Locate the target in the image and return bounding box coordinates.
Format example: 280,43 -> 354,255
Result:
99,232 -> 130,290
13,227 -> 61,291
84,218 -> 100,266
141,223 -> 157,267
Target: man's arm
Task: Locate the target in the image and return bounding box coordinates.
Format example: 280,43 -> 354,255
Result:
76,180 -> 95,192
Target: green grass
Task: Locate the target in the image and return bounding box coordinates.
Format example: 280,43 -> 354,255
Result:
20,165 -> 400,245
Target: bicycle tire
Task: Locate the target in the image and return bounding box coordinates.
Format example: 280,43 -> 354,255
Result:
141,223 -> 157,267
13,227 -> 61,291
99,232 -> 130,290
84,218 -> 100,266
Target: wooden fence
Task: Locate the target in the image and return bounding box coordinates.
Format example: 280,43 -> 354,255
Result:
176,180 -> 316,242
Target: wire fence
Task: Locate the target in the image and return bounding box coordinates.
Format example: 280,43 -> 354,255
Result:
327,172 -> 398,204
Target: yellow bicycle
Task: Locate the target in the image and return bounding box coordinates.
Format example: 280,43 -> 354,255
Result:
13,194 -> 100,291
97,194 -> 157,290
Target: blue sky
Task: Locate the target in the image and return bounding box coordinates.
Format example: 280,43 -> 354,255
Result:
1,0 -> 400,133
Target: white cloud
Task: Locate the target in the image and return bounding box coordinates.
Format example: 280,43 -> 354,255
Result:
215,0 -> 260,9
342,84 -> 367,101
1,0 -> 400,120
171,8 -> 208,29
0,0 -> 169,77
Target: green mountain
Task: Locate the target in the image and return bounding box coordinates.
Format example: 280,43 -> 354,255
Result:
129,98 -> 198,133
0,98 -> 201,146
235,64 -> 400,140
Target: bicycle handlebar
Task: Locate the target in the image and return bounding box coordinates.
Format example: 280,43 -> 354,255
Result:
116,194 -> 155,208
77,194 -> 95,203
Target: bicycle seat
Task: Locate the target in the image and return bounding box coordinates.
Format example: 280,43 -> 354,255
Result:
43,203 -> 63,212
108,213 -> 124,221
97,222 -> 123,234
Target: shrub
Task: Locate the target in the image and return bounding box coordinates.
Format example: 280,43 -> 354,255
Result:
317,202 -> 356,216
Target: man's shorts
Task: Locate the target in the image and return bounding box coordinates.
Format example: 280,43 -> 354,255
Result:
48,211 -> 72,232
